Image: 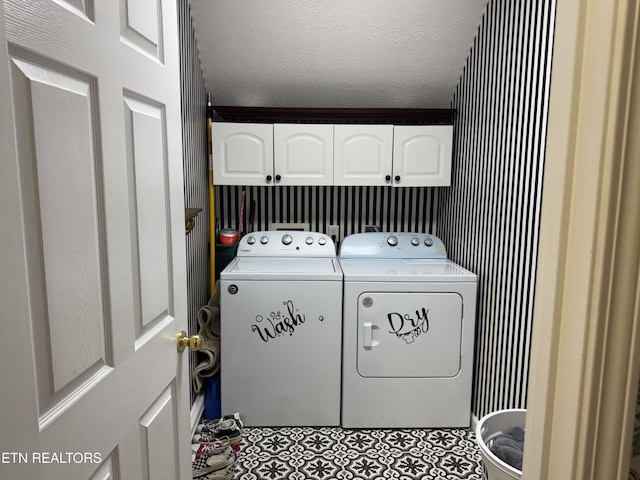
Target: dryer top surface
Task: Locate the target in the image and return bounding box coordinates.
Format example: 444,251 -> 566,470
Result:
339,258 -> 476,282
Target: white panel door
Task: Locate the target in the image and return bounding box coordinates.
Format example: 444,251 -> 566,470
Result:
334,124 -> 393,186
274,124 -> 334,186
393,125 -> 453,186
0,1 -> 190,479
211,122 -> 274,185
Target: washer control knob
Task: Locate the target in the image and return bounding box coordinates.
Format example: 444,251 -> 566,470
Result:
387,235 -> 398,246
424,237 -> 434,247
260,235 -> 269,244
305,236 -> 314,245
282,234 -> 293,245
318,237 -> 327,246
247,236 -> 256,245
411,237 -> 420,246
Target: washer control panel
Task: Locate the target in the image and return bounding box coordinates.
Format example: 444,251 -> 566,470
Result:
236,231 -> 335,257
339,232 -> 447,259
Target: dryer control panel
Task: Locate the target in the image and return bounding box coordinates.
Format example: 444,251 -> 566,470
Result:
236,230 -> 336,257
339,232 -> 447,259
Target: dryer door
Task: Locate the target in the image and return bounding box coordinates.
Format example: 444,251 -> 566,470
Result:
356,292 -> 463,378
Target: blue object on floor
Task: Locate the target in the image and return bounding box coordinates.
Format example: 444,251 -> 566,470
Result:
204,373 -> 221,420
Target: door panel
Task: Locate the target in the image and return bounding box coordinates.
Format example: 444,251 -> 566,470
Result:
0,1 -> 190,479
10,51 -> 111,423
139,385 -> 179,480
123,95 -> 171,336
89,454 -> 116,480
356,292 -> 463,378
120,0 -> 162,59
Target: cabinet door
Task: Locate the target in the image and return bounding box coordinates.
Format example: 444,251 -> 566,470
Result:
212,123 -> 274,185
393,125 -> 453,186
274,124 -> 333,186
334,125 -> 393,186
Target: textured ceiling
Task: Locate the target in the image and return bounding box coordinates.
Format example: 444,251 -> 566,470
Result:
189,1 -> 489,108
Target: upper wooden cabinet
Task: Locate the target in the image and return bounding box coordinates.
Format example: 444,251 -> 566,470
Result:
274,124 -> 333,186
211,123 -> 273,185
334,125 -> 393,186
335,125 -> 452,186
393,125 -> 453,187
211,122 -> 453,187
212,123 -> 333,186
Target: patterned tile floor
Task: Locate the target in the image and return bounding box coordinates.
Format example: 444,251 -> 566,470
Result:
234,426 -> 484,480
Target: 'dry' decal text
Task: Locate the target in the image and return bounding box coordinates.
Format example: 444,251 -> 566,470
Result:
387,307 -> 430,344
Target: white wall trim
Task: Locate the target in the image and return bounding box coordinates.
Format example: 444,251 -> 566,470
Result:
523,0 -> 640,478
190,392 -> 205,439
470,412 -> 480,433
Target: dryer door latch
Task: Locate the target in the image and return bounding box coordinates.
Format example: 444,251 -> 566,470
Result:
362,322 -> 380,348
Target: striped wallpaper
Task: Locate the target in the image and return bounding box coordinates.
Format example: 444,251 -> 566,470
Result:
215,185 -> 439,240
178,0 -> 210,405
438,0 -> 556,419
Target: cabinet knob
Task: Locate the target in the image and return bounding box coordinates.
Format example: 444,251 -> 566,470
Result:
266,175 -> 272,182
395,175 -> 401,182
275,174 -> 282,182
385,175 -> 391,182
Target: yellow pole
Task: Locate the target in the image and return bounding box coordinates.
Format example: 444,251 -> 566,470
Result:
207,94 -> 215,295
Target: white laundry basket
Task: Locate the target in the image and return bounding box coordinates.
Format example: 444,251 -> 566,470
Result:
475,408 -> 525,480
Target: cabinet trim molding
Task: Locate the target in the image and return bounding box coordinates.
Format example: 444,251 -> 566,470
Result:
211,107 -> 456,125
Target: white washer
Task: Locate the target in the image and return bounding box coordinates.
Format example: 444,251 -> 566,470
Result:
339,232 -> 477,428
220,231 -> 343,426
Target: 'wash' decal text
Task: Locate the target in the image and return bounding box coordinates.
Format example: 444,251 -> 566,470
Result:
251,300 -> 324,343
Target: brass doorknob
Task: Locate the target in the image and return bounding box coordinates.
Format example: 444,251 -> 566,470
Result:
177,331 -> 203,352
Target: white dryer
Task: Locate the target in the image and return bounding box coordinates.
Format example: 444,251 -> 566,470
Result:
339,232 -> 477,428
220,231 -> 342,426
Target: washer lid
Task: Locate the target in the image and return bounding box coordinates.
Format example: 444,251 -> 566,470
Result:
222,257 -> 343,281
339,258 -> 476,282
